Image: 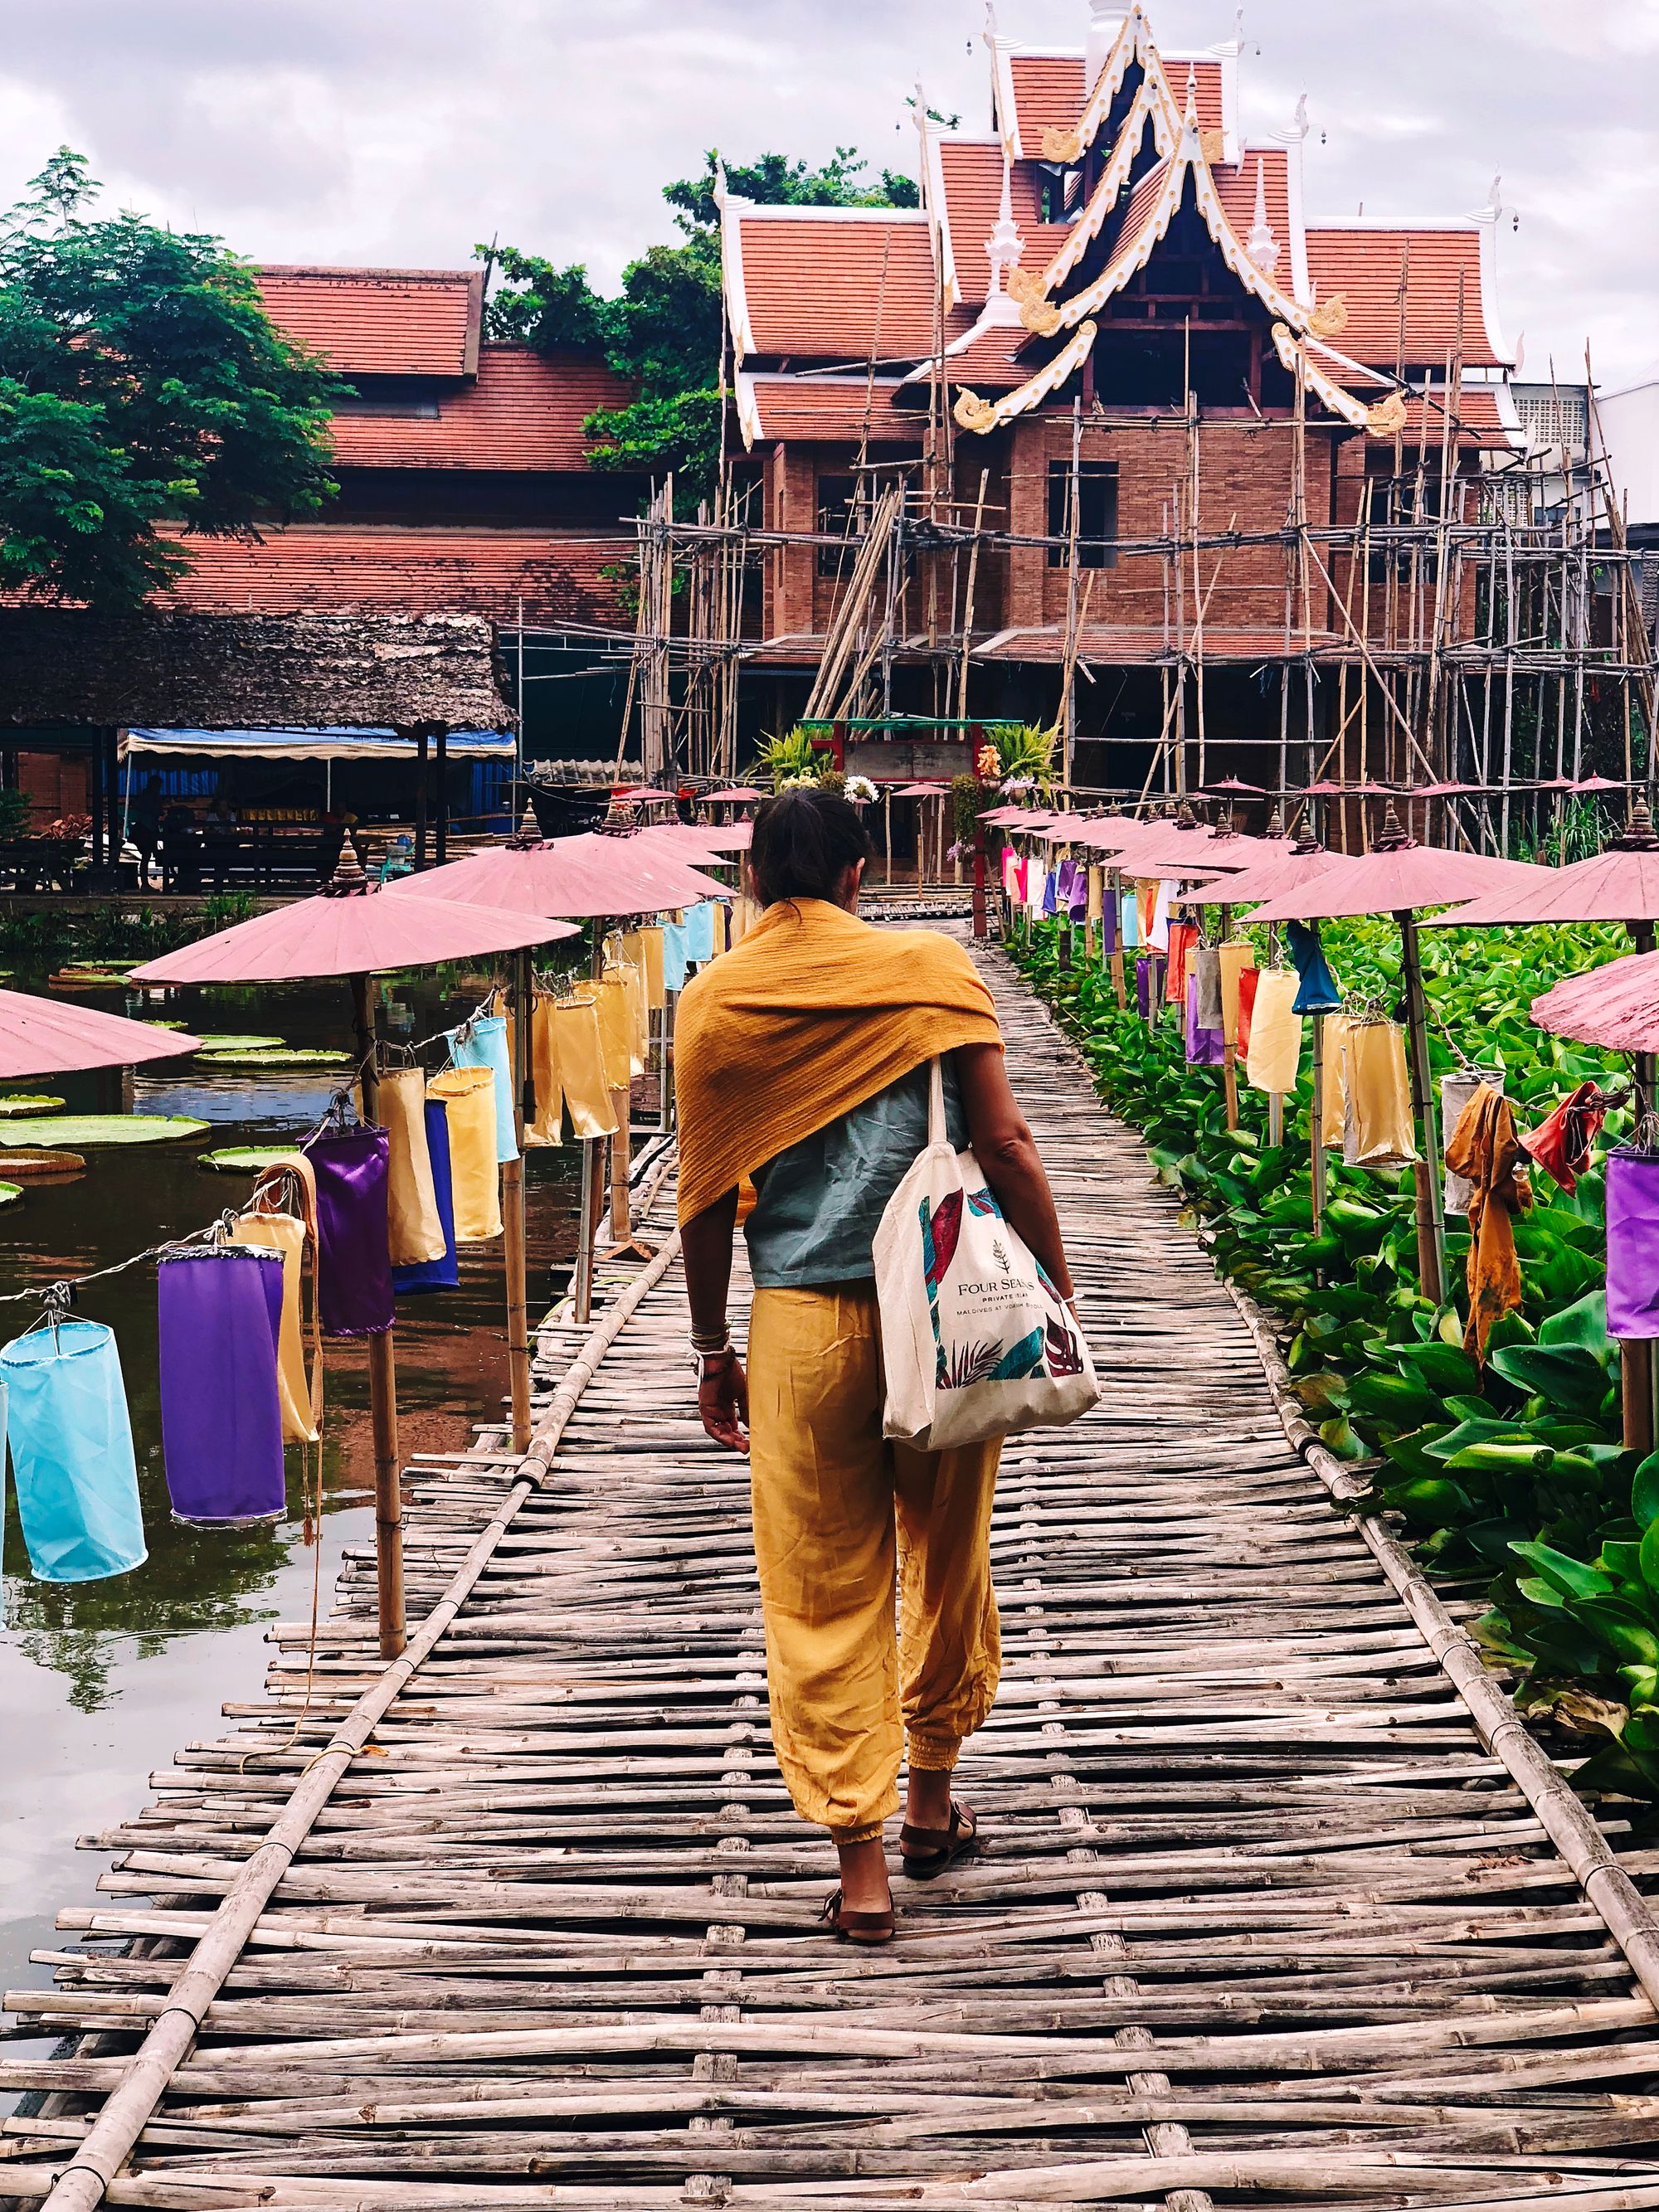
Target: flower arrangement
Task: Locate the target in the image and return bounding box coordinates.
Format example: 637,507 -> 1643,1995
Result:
844,774 -> 878,805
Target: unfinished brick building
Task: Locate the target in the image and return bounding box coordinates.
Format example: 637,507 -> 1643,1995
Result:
719,2 -> 1527,802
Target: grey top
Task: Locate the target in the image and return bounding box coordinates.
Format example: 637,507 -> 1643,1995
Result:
745,1057 -> 969,1288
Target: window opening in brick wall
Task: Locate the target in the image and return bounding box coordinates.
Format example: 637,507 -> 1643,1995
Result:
1048,459 -> 1119,567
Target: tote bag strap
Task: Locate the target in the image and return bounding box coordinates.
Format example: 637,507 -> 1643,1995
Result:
927,1056 -> 946,1148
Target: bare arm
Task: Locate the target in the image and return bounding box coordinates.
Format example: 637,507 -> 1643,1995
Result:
680,1187 -> 748,1451
953,1043 -> 1076,1304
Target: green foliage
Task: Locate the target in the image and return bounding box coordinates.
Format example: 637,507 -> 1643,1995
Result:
0,787 -> 28,839
585,390 -> 724,485
1009,900 -> 1659,1794
953,772 -> 992,843
662,147 -> 920,231
757,726 -> 830,790
986,723 -> 1058,790
482,145 -> 917,498
0,148 -> 342,606
479,247 -> 615,352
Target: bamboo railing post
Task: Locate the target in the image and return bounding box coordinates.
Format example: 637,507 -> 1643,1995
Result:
1311,1013 -> 1328,1232
352,970 -> 405,1661
503,946 -> 533,1455
1108,867 -> 1126,1009
1398,908 -> 1447,1305
1219,902 -> 1238,1133
572,931 -> 605,1325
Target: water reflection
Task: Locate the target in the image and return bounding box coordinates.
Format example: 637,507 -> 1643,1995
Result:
1,970 -> 579,2006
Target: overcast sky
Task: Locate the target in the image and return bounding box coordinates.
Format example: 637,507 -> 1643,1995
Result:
1,0 -> 1652,387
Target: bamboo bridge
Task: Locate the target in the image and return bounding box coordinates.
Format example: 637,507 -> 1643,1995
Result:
8,946 -> 1659,2210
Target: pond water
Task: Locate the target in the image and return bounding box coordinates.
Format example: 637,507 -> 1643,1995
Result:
0,969 -> 582,2044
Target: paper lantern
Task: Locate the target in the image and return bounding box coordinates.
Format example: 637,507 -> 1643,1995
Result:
427,1068 -> 503,1242
158,1248 -> 285,1524
307,1124 -> 396,1334
1606,1150 -> 1659,1340
394,1099 -> 460,1295
449,1014 -> 518,1165
2,1320 -> 145,1582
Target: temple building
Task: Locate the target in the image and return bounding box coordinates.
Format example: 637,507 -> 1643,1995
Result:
721,1 -> 1525,794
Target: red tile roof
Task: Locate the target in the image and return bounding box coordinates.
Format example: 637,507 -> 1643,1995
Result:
737,211 -> 964,362
328,348 -> 635,471
1009,51 -> 1223,149
168,525 -> 631,626
1341,382 -> 1516,450
939,142 -> 1048,304
941,322 -> 1036,389
1212,149 -> 1292,261
258,266 -> 482,379
743,376 -> 922,443
1303,228 -> 1504,369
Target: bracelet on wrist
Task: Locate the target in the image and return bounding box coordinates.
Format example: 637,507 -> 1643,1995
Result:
690,1327 -> 731,1353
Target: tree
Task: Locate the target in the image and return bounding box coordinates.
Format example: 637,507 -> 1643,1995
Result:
0,148 -> 343,609
479,145 -> 918,499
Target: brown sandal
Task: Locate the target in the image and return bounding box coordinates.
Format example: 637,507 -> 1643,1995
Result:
820,1887 -> 894,1946
899,1799 -> 979,1880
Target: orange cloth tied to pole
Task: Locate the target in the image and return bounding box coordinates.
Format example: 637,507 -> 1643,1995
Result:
1445,1082 -> 1533,1359
674,897 -> 1002,1226
1164,922 -> 1199,1009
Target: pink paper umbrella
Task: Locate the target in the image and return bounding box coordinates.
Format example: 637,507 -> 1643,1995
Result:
394,829 -> 727,921
1185,841 -> 1350,907
1532,950 -> 1659,1054
129,879 -> 576,985
704,786 -> 766,804
1424,816 -> 1659,934
0,990 -> 202,1078
697,822 -> 753,852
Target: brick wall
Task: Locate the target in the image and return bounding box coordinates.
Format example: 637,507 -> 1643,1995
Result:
1001,413 -> 1343,639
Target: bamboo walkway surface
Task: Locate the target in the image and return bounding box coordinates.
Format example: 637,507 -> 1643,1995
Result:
8,944 -> 1659,2210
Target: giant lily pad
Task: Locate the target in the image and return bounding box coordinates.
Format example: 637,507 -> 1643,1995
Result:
0,1150 -> 85,1178
199,1146 -> 295,1174
48,968 -> 133,989
0,1114 -> 209,1148
0,1183 -> 22,1208
0,1094 -> 66,1116
187,1033 -> 287,1052
197,1048 -> 349,1070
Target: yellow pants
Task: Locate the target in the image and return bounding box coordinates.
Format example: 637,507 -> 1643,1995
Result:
747,1284 -> 1002,1842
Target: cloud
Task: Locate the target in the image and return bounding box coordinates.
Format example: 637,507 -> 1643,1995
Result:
0,0 -> 1647,382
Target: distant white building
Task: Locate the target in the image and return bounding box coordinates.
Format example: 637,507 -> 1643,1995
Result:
1597,367 -> 1659,646
1598,366 -> 1659,530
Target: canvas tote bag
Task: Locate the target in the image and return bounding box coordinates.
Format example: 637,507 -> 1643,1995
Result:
873,1059 -> 1100,1450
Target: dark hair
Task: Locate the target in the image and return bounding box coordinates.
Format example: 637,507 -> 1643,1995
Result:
749,785 -> 873,907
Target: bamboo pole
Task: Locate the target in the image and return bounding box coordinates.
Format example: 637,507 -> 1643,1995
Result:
503,948 -> 533,1455
1398,909 -> 1447,1305
352,971 -> 405,1663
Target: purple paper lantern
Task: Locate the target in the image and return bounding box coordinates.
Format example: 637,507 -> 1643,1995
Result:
158,1248 -> 285,1524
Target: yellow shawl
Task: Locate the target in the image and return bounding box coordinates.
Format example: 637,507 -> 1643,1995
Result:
674,897 -> 1002,1223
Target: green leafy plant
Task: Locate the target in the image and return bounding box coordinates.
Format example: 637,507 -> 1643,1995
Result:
0,148 -> 342,606
985,723 -> 1058,790
1005,899 -> 1659,1791
757,727 -> 830,790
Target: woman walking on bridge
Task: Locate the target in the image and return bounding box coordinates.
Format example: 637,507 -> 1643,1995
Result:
674,786 -> 1078,1943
